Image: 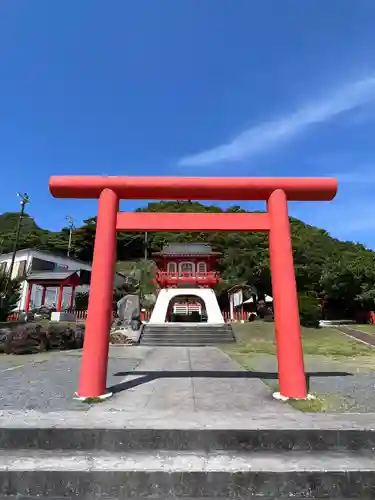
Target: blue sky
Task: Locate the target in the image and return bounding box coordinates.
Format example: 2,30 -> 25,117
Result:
1,1 -> 375,248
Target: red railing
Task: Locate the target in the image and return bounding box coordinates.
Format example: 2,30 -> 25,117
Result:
65,309 -> 117,321
156,271 -> 220,278
6,308 -> 250,323
223,310 -> 249,322
6,309 -> 114,322
154,271 -> 220,286
7,312 -> 21,322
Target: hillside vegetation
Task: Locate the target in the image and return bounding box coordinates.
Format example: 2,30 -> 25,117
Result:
1,201 -> 375,315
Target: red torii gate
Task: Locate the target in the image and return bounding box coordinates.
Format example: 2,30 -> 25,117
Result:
49,176 -> 338,400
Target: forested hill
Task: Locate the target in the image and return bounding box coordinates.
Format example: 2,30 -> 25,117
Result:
1,201 -> 375,311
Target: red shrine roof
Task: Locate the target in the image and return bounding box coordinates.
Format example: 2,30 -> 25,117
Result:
153,243 -> 221,258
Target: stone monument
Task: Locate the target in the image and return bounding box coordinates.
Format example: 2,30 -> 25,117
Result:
117,294 -> 140,325
110,294 -> 141,343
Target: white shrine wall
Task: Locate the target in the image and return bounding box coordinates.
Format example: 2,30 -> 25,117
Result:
149,288 -> 224,324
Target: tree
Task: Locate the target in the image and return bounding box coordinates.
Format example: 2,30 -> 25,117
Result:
0,274 -> 22,321
74,292 -> 89,310
1,201 -> 375,318
298,293 -> 321,328
320,253 -> 375,315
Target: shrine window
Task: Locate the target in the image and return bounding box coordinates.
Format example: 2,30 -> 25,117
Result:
179,261 -> 194,274
197,262 -> 207,273
167,262 -> 177,274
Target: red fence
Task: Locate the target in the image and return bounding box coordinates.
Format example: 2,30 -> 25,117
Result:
7,312 -> 21,322
7,309 -> 237,322
7,309 -> 375,324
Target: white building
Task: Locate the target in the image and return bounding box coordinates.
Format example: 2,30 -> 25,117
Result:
0,248 -> 124,311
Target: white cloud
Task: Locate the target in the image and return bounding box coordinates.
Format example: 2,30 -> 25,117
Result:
178,75 -> 375,167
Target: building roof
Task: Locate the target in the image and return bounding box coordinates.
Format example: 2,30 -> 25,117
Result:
153,243 -> 221,257
0,247 -> 91,266
26,271 -> 81,284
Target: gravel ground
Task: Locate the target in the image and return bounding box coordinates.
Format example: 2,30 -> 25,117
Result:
0,346 -> 152,412
247,354 -> 375,413
1,345 -> 375,414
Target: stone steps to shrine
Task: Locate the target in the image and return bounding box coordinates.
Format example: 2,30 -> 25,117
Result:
0,449 -> 372,498
0,424 -> 374,498
139,323 -> 236,345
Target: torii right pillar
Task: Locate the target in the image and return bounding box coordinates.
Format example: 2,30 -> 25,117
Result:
268,189 -> 306,398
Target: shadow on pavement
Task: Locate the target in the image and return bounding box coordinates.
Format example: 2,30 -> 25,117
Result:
108,369 -> 352,394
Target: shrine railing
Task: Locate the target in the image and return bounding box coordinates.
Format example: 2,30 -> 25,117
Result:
154,271 -> 220,281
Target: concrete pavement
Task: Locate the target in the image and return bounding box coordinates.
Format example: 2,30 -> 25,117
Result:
108,346 -> 296,414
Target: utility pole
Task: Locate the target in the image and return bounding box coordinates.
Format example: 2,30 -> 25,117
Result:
66,216 -> 75,257
144,232 -> 148,262
4,193 -> 30,295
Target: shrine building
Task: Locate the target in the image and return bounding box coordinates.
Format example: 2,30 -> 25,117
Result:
148,243 -> 224,324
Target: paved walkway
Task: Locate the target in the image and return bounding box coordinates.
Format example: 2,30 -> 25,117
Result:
107,346 -> 296,414
337,325 -> 375,347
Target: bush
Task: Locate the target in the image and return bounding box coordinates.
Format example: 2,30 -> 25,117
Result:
47,324 -> 85,350
257,300 -> 267,319
0,274 -> 22,321
75,292 -> 89,310
299,293 -> 321,328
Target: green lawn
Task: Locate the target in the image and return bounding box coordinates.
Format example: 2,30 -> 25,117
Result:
223,321 -> 375,412
230,321 -> 374,357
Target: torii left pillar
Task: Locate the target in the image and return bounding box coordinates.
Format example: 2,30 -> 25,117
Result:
76,189 -> 118,398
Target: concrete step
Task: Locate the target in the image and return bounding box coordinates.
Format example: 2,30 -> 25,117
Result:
1,425 -> 374,498
1,427 -> 374,452
140,340 -> 236,346
141,328 -> 234,332
140,325 -> 236,345
143,327 -> 234,331
141,337 -> 235,341
0,497 -> 328,500
0,498 -> 330,500
140,339 -> 235,343
141,332 -> 235,336
142,325 -> 234,331
141,342 -> 236,346
141,334 -> 235,340
0,497 -> 329,500
0,449 -> 372,498
142,332 -> 235,336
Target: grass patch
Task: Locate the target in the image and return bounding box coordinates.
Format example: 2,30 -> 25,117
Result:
230,321 -> 375,358
81,397 -> 105,404
288,395 -> 341,412
230,351 -> 346,412
223,320 -> 374,412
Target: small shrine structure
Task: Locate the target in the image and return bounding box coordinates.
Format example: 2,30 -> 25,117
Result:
25,271 -> 81,313
149,243 -> 223,324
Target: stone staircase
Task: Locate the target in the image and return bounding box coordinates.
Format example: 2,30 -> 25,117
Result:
139,323 -> 236,345
0,422 -> 373,498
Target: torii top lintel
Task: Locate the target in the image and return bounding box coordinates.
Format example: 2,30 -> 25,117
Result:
49,176 -> 337,202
